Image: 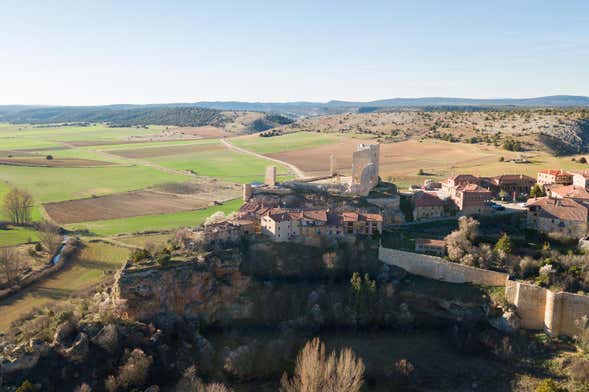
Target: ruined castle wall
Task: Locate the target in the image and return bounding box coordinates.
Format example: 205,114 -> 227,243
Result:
378,247 -> 508,286
379,246 -> 589,337
554,291 -> 589,337
509,281 -> 547,330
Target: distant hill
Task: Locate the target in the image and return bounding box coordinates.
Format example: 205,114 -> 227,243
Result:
2,95 -> 589,125
1,106 -> 224,127
193,95 -> 589,115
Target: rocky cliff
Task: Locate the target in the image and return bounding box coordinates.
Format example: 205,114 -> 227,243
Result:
113,249 -> 250,322
113,239 -> 490,330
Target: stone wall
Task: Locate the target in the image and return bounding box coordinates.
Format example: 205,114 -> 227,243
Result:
506,280 -> 589,336
379,246 -> 589,337
378,247 -> 508,286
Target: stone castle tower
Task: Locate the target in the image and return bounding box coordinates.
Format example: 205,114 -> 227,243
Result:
350,144 -> 380,196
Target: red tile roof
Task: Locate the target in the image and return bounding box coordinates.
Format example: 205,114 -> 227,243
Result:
458,184 -> 493,193
549,185 -> 589,201
526,197 -> 587,222
415,238 -> 446,247
538,169 -> 570,176
493,174 -> 535,184
414,191 -> 445,207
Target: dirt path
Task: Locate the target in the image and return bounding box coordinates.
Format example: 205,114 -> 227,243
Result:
221,139 -> 307,179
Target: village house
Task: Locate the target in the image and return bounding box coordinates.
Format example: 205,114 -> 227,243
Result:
454,184 -> 493,215
259,207 -> 383,242
571,171 -> 589,190
537,169 -> 573,186
413,191 -> 446,221
545,184 -> 589,205
526,197 -> 588,239
415,238 -> 446,256
486,174 -> 536,199
441,174 -> 481,195
197,219 -> 257,246
341,211 -> 383,236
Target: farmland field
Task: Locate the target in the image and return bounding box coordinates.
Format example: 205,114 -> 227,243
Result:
44,190 -> 213,223
0,165 -> 190,202
67,198 -> 243,237
265,138 -> 589,189
230,131 -> 341,154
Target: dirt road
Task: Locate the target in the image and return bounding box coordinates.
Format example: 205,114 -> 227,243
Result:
221,139 -> 306,179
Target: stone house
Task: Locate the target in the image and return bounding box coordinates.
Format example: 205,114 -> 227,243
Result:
536,169 -> 573,186
486,174 -> 536,199
260,208 -> 382,242
341,211 -> 383,236
199,219 -> 256,246
412,191 -> 445,221
415,238 -> 446,256
571,171 -> 589,190
454,184 -> 493,215
441,174 -> 481,195
526,197 -> 588,239
260,209 -> 325,242
545,184 -> 589,205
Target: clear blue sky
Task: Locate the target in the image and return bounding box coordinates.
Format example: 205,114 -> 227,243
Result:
1,0 -> 588,105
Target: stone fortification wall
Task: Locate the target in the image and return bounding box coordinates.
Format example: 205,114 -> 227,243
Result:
378,247 -> 508,286
379,246 -> 589,337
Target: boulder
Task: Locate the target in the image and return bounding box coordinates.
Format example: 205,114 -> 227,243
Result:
53,320 -> 77,346
63,333 -> 90,363
91,323 -> 120,354
490,311 -> 521,334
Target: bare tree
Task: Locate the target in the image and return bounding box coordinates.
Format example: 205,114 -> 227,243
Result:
175,365 -> 233,392
0,247 -> 21,283
280,338 -> 365,392
3,188 -> 34,225
38,221 -> 62,255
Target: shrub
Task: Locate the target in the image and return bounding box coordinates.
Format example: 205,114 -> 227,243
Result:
534,379 -> 567,392
499,156 -> 505,162
34,242 -> 43,252
570,357 -> 589,384
129,248 -> 151,263
16,380 -> 40,392
177,366 -> 233,392
46,155 -> 53,160
116,349 -> 153,390
581,157 -> 588,164
280,338 -> 364,392
155,249 -> 172,266
494,233 -> 513,257
417,168 -> 424,175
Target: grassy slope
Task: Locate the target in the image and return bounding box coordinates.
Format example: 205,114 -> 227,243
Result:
67,198 -> 243,237
0,242 -> 129,332
230,132 -> 340,154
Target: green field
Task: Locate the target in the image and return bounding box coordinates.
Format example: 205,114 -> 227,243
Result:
0,242 -> 130,332
67,198 -> 243,237
0,225 -> 40,247
0,123 -> 164,145
152,148 -> 291,183
0,165 -> 190,202
231,132 -> 340,154
88,138 -> 219,151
